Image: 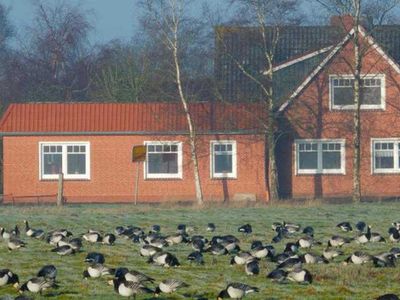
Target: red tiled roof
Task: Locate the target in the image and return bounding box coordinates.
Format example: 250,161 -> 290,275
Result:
0,102 -> 266,134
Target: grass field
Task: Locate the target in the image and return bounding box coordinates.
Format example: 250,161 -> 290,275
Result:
0,201 -> 400,299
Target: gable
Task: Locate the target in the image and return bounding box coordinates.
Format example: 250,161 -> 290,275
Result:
278,26 -> 400,113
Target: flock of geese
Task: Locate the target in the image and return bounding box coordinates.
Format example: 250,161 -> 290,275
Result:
0,219 -> 400,299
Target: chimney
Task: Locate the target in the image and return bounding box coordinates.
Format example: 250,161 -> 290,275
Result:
330,15 -> 355,32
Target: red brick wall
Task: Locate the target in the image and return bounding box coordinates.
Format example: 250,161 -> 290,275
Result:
284,35 -> 400,199
3,134 -> 268,203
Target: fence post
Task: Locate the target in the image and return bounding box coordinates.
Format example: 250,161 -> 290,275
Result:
57,173 -> 64,206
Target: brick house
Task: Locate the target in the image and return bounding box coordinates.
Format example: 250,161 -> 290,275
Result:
216,16 -> 400,200
2,16 -> 400,202
0,103 -> 267,203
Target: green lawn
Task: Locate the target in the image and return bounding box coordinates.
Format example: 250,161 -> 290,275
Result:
0,202 -> 399,299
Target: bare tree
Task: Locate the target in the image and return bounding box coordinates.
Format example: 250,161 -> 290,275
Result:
91,41 -> 150,102
13,0 -> 93,102
216,0 -> 302,201
139,0 -> 204,204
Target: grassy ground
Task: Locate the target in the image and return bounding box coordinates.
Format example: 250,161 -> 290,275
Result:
0,202 -> 399,299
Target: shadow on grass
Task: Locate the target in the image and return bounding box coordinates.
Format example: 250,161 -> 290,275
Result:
43,291 -> 79,297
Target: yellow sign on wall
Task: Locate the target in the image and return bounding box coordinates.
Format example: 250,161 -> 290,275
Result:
132,145 -> 146,162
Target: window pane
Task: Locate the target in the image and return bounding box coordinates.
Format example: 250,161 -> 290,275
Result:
333,86 -> 354,105
43,154 -> 62,175
148,153 -> 178,174
361,86 -> 381,105
67,146 -> 73,152
375,150 -> 394,169
67,154 -> 86,175
322,152 -> 341,169
148,145 -> 155,152
215,154 -> 232,173
170,145 -> 178,152
299,152 -> 318,170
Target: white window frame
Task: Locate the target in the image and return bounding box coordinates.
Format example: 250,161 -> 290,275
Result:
39,142 -> 90,180
329,74 -> 386,110
144,141 -> 182,179
210,140 -> 237,179
295,139 -> 346,175
371,138 -> 400,174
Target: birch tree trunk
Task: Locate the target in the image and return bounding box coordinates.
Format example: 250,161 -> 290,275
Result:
352,0 -> 362,202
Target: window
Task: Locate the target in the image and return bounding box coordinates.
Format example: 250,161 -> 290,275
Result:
211,141 -> 237,178
40,142 -> 90,180
296,139 -> 345,174
372,139 -> 400,173
330,74 -> 385,110
145,142 -> 182,179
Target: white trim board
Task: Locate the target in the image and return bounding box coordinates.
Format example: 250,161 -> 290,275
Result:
271,46 -> 333,72
279,25 -> 400,113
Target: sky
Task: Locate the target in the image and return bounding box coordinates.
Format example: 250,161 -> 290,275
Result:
1,0 -> 231,47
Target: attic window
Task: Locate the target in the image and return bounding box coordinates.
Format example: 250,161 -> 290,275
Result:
330,74 -> 385,110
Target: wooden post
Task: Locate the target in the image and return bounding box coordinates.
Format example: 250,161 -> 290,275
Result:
134,162 -> 140,205
57,173 -> 64,206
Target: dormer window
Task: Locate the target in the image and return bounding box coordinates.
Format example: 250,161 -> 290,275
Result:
329,74 -> 385,110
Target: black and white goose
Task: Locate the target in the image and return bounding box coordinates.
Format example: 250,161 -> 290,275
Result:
187,251 -> 204,265
114,268 -> 154,283
112,277 -> 153,298
301,253 -> 328,264
388,227 -> 400,242
150,224 -> 161,234
245,259 -> 259,276
37,265 -> 57,280
373,253 -> 396,268
82,231 -> 102,243
283,222 -> 301,234
297,236 -> 320,249
266,269 -> 287,282
344,251 -> 372,265
328,235 -> 352,247
23,220 -> 44,239
230,252 -> 254,265
85,252 -> 105,264
7,236 -> 26,251
356,221 -> 367,233
390,247 -> 400,258
19,277 -> 57,294
0,269 -> 19,288
337,221 -> 353,232
139,244 -> 162,257
355,225 -> 372,244
323,248 -> 343,260
207,243 -> 228,256
207,223 -> 216,232
154,279 -> 189,296
47,233 -> 66,246
277,257 -> 302,271
302,226 -> 314,237
51,245 -> 75,256
0,227 -> 13,239
287,269 -> 313,284
238,224 -> 252,235
217,283 -> 259,299
102,233 -> 116,245
250,244 -> 272,259
166,233 -> 185,245
83,263 -> 115,278
148,251 -> 180,267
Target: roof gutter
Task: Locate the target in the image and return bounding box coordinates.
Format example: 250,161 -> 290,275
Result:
0,130 -> 265,137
